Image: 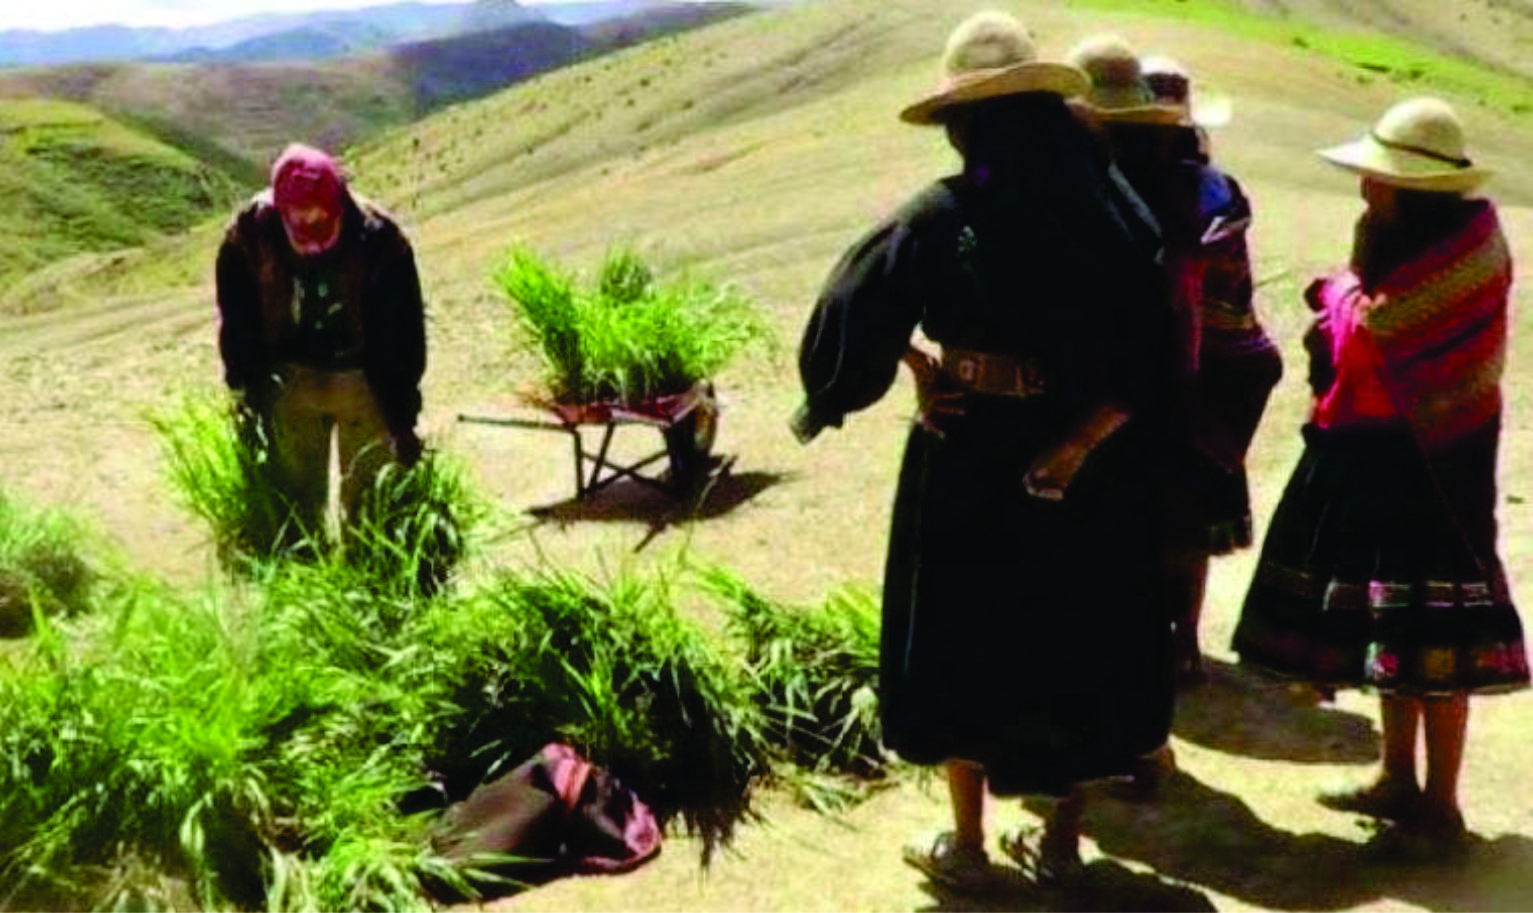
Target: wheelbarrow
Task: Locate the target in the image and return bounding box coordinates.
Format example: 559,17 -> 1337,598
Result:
459,380 -> 723,501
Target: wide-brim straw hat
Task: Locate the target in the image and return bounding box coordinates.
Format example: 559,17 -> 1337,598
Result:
1069,35 -> 1187,126
899,11 -> 1089,126
1318,97 -> 1492,193
1140,54 -> 1232,128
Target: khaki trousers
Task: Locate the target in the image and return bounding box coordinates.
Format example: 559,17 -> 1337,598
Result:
268,365 -> 392,529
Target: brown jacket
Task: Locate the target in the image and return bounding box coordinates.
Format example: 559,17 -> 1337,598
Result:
215,190 -> 426,436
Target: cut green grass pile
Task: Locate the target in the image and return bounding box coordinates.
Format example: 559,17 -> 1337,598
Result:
151,392 -> 480,596
0,489 -> 97,638
0,539 -> 896,909
703,567 -> 889,811
151,394 -> 311,567
494,246 -> 770,405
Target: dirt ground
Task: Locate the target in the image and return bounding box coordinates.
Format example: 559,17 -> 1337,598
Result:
5,3 -> 1533,910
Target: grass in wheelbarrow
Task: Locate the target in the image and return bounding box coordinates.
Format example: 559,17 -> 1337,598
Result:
493,246 -> 771,407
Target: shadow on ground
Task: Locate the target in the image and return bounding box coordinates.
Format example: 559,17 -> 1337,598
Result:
1174,658 -> 1380,764
916,858 -> 1217,912
1021,771 -> 1533,912
523,467 -> 793,550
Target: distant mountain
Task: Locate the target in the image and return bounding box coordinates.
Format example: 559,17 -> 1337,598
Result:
0,1 -> 543,68
0,3 -> 752,169
162,1 -> 540,65
535,2 -> 692,27
579,2 -> 753,47
390,20 -> 590,110
164,23 -> 394,64
458,0 -> 541,34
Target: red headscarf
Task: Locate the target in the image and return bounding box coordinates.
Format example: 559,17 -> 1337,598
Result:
271,143 -> 347,255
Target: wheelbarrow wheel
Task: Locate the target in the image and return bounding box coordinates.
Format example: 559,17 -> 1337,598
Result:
664,385 -> 719,494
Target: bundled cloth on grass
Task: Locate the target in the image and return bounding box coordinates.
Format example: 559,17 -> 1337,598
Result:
795,96 -> 1178,796
429,743 -> 661,901
1233,199 -> 1528,696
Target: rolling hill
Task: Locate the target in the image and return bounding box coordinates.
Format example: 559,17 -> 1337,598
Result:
0,98 -> 241,296
0,2 -> 752,296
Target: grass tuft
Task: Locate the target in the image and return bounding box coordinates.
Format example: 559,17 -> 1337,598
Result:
701,566 -> 891,807
0,489 -> 97,638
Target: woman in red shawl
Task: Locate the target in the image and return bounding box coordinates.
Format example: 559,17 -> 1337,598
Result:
1232,98 -> 1529,854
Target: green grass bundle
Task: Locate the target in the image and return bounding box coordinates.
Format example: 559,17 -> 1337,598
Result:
0,581 -> 284,910
151,393 -> 314,567
153,393 -> 481,595
343,451 -> 484,599
703,567 -> 887,782
414,567 -> 771,861
494,245 -> 768,405
0,489 -> 96,638
0,565 -> 468,912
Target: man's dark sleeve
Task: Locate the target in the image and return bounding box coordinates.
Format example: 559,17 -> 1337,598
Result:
365,225 -> 428,437
215,215 -> 270,399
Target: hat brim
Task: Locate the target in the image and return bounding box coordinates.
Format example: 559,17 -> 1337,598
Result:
1318,137 -> 1492,193
1088,102 -> 1189,126
900,62 -> 1090,125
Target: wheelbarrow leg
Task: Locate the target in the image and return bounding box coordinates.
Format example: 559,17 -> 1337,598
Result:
572,428 -> 587,500
589,424 -> 618,494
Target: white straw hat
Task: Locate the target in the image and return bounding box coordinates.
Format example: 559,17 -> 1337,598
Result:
899,11 -> 1089,126
1068,35 -> 1186,126
1140,54 -> 1232,128
1318,97 -> 1492,193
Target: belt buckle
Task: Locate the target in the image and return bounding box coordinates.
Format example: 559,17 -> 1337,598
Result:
957,357 -> 978,384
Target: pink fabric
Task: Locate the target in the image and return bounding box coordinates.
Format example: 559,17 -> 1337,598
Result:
271,143 -> 345,213
1310,273 -> 1402,429
271,143 -> 347,253
539,742 -> 661,876
1307,203 -> 1511,450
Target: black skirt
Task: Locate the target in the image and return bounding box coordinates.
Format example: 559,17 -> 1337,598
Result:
879,397 -> 1174,796
1162,443 -> 1254,556
1232,423 -> 1529,697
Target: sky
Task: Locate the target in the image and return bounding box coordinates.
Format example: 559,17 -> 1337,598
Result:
0,0 -> 658,33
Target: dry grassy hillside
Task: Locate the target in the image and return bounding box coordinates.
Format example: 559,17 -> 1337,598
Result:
4,0 -> 1533,908
1240,0 -> 1533,82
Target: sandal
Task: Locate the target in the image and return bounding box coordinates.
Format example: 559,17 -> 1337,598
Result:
1317,777 -> 1422,821
1000,825 -> 1083,887
1368,808 -> 1469,863
902,831 -> 993,893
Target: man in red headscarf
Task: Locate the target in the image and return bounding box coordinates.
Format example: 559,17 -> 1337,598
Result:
215,142 -> 427,533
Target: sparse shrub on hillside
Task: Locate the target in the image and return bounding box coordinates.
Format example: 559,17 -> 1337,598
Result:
0,489 -> 96,637
494,245 -> 768,406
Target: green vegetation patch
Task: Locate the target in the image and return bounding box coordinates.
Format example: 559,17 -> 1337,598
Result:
151,392 -> 480,598
0,98 -> 242,293
1077,0 -> 1533,117
704,567 -> 889,811
493,246 -> 770,405
0,489 -> 96,638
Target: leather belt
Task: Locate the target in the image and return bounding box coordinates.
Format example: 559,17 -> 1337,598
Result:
940,348 -> 1047,398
